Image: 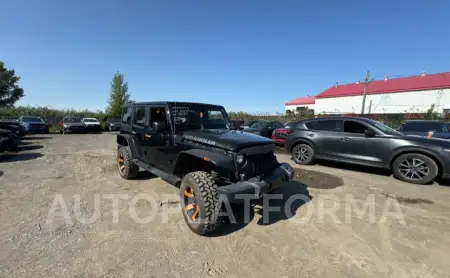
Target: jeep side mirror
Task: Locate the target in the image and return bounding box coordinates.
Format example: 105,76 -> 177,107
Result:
152,121 -> 167,132
365,129 -> 376,137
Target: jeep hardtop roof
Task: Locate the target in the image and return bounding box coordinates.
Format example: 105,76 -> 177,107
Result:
124,101 -> 224,107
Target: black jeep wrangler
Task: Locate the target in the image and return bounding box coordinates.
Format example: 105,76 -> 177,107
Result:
116,101 -> 294,235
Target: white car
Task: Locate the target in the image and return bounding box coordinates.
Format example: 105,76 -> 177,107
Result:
82,118 -> 102,133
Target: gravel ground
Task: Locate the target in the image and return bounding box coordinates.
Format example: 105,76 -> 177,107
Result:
1,133 -> 450,278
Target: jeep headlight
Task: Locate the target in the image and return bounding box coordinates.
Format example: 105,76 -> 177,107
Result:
236,154 -> 245,164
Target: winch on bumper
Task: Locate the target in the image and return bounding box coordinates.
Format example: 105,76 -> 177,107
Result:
217,163 -> 294,202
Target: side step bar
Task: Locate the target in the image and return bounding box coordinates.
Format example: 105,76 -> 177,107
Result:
132,159 -> 181,186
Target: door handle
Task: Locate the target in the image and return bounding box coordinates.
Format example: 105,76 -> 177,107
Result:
144,133 -> 152,139
341,137 -> 350,141
132,131 -> 137,134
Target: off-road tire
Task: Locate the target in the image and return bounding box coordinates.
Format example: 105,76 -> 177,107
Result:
392,153 -> 438,185
292,143 -> 315,165
117,146 -> 139,179
180,171 -> 221,235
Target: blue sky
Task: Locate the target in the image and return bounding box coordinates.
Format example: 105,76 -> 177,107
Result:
2,0 -> 450,113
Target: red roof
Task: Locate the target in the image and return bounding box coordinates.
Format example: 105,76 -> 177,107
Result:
285,96 -> 315,105
316,72 -> 450,99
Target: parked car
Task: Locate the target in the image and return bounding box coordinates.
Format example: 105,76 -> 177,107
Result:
285,116 -> 450,185
116,101 -> 294,235
244,120 -> 284,138
105,118 -> 122,131
397,120 -> 450,139
231,120 -> 245,130
59,117 -> 86,134
18,116 -> 50,134
0,119 -> 27,138
242,120 -> 261,129
82,117 -> 102,133
0,128 -> 21,152
271,121 -> 295,146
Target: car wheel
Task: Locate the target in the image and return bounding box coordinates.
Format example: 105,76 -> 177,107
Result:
292,144 -> 314,165
117,146 -> 139,179
392,153 -> 438,185
179,171 -> 221,235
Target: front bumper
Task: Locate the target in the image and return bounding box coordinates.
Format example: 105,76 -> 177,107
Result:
217,162 -> 294,203
85,124 -> 102,132
63,126 -> 86,133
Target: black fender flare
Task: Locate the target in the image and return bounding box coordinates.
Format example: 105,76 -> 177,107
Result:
116,133 -> 142,158
173,149 -> 235,177
289,138 -> 317,153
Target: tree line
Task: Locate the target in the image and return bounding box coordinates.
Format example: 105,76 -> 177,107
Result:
0,60 -> 444,129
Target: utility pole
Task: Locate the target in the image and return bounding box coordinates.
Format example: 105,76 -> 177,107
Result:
360,70 -> 370,115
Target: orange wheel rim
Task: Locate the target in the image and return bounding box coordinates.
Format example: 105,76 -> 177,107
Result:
118,153 -> 125,173
183,187 -> 199,221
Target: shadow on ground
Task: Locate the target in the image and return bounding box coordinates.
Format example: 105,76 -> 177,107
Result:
134,171 -> 158,180
0,153 -> 44,163
0,171 -> 3,177
292,167 -> 344,189
15,145 -> 44,151
207,167 -> 346,236
21,136 -> 53,140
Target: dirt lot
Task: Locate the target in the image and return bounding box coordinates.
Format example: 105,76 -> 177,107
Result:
1,133 -> 450,278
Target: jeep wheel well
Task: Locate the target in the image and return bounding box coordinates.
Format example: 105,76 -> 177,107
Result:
117,135 -> 129,146
390,151 -> 443,175
174,156 -> 216,178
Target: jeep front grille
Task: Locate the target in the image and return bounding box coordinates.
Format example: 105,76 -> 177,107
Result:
241,152 -> 278,178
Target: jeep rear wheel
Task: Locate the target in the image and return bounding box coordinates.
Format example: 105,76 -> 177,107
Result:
180,171 -> 221,235
117,146 -> 139,179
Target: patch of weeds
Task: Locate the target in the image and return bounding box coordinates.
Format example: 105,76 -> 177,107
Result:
381,192 -> 433,205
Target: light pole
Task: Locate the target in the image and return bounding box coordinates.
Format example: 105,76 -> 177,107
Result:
360,70 -> 374,115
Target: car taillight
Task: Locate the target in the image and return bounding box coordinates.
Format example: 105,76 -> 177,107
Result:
59,121 -> 63,127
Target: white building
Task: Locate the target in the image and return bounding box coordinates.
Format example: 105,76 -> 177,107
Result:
285,96 -> 315,114
313,72 -> 450,115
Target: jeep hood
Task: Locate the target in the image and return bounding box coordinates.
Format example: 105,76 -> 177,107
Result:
180,129 -> 274,151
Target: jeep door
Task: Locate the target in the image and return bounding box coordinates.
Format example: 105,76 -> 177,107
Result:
142,105 -> 177,172
337,120 -> 391,167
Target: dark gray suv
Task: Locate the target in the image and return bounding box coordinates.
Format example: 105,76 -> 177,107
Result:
285,116 -> 450,185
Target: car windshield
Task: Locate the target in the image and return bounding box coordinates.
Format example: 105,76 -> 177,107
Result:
369,120 -> 403,136
64,117 -> 82,123
22,117 -> 44,123
244,120 -> 256,126
400,122 -> 446,132
250,121 -> 269,128
109,118 -> 120,123
171,103 -> 231,131
83,119 -> 98,122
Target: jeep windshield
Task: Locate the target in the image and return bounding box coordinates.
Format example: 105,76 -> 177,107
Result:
171,103 -> 231,131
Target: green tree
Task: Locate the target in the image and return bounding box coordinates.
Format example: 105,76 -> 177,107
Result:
423,104 -> 440,120
0,61 -> 25,107
107,71 -> 130,118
